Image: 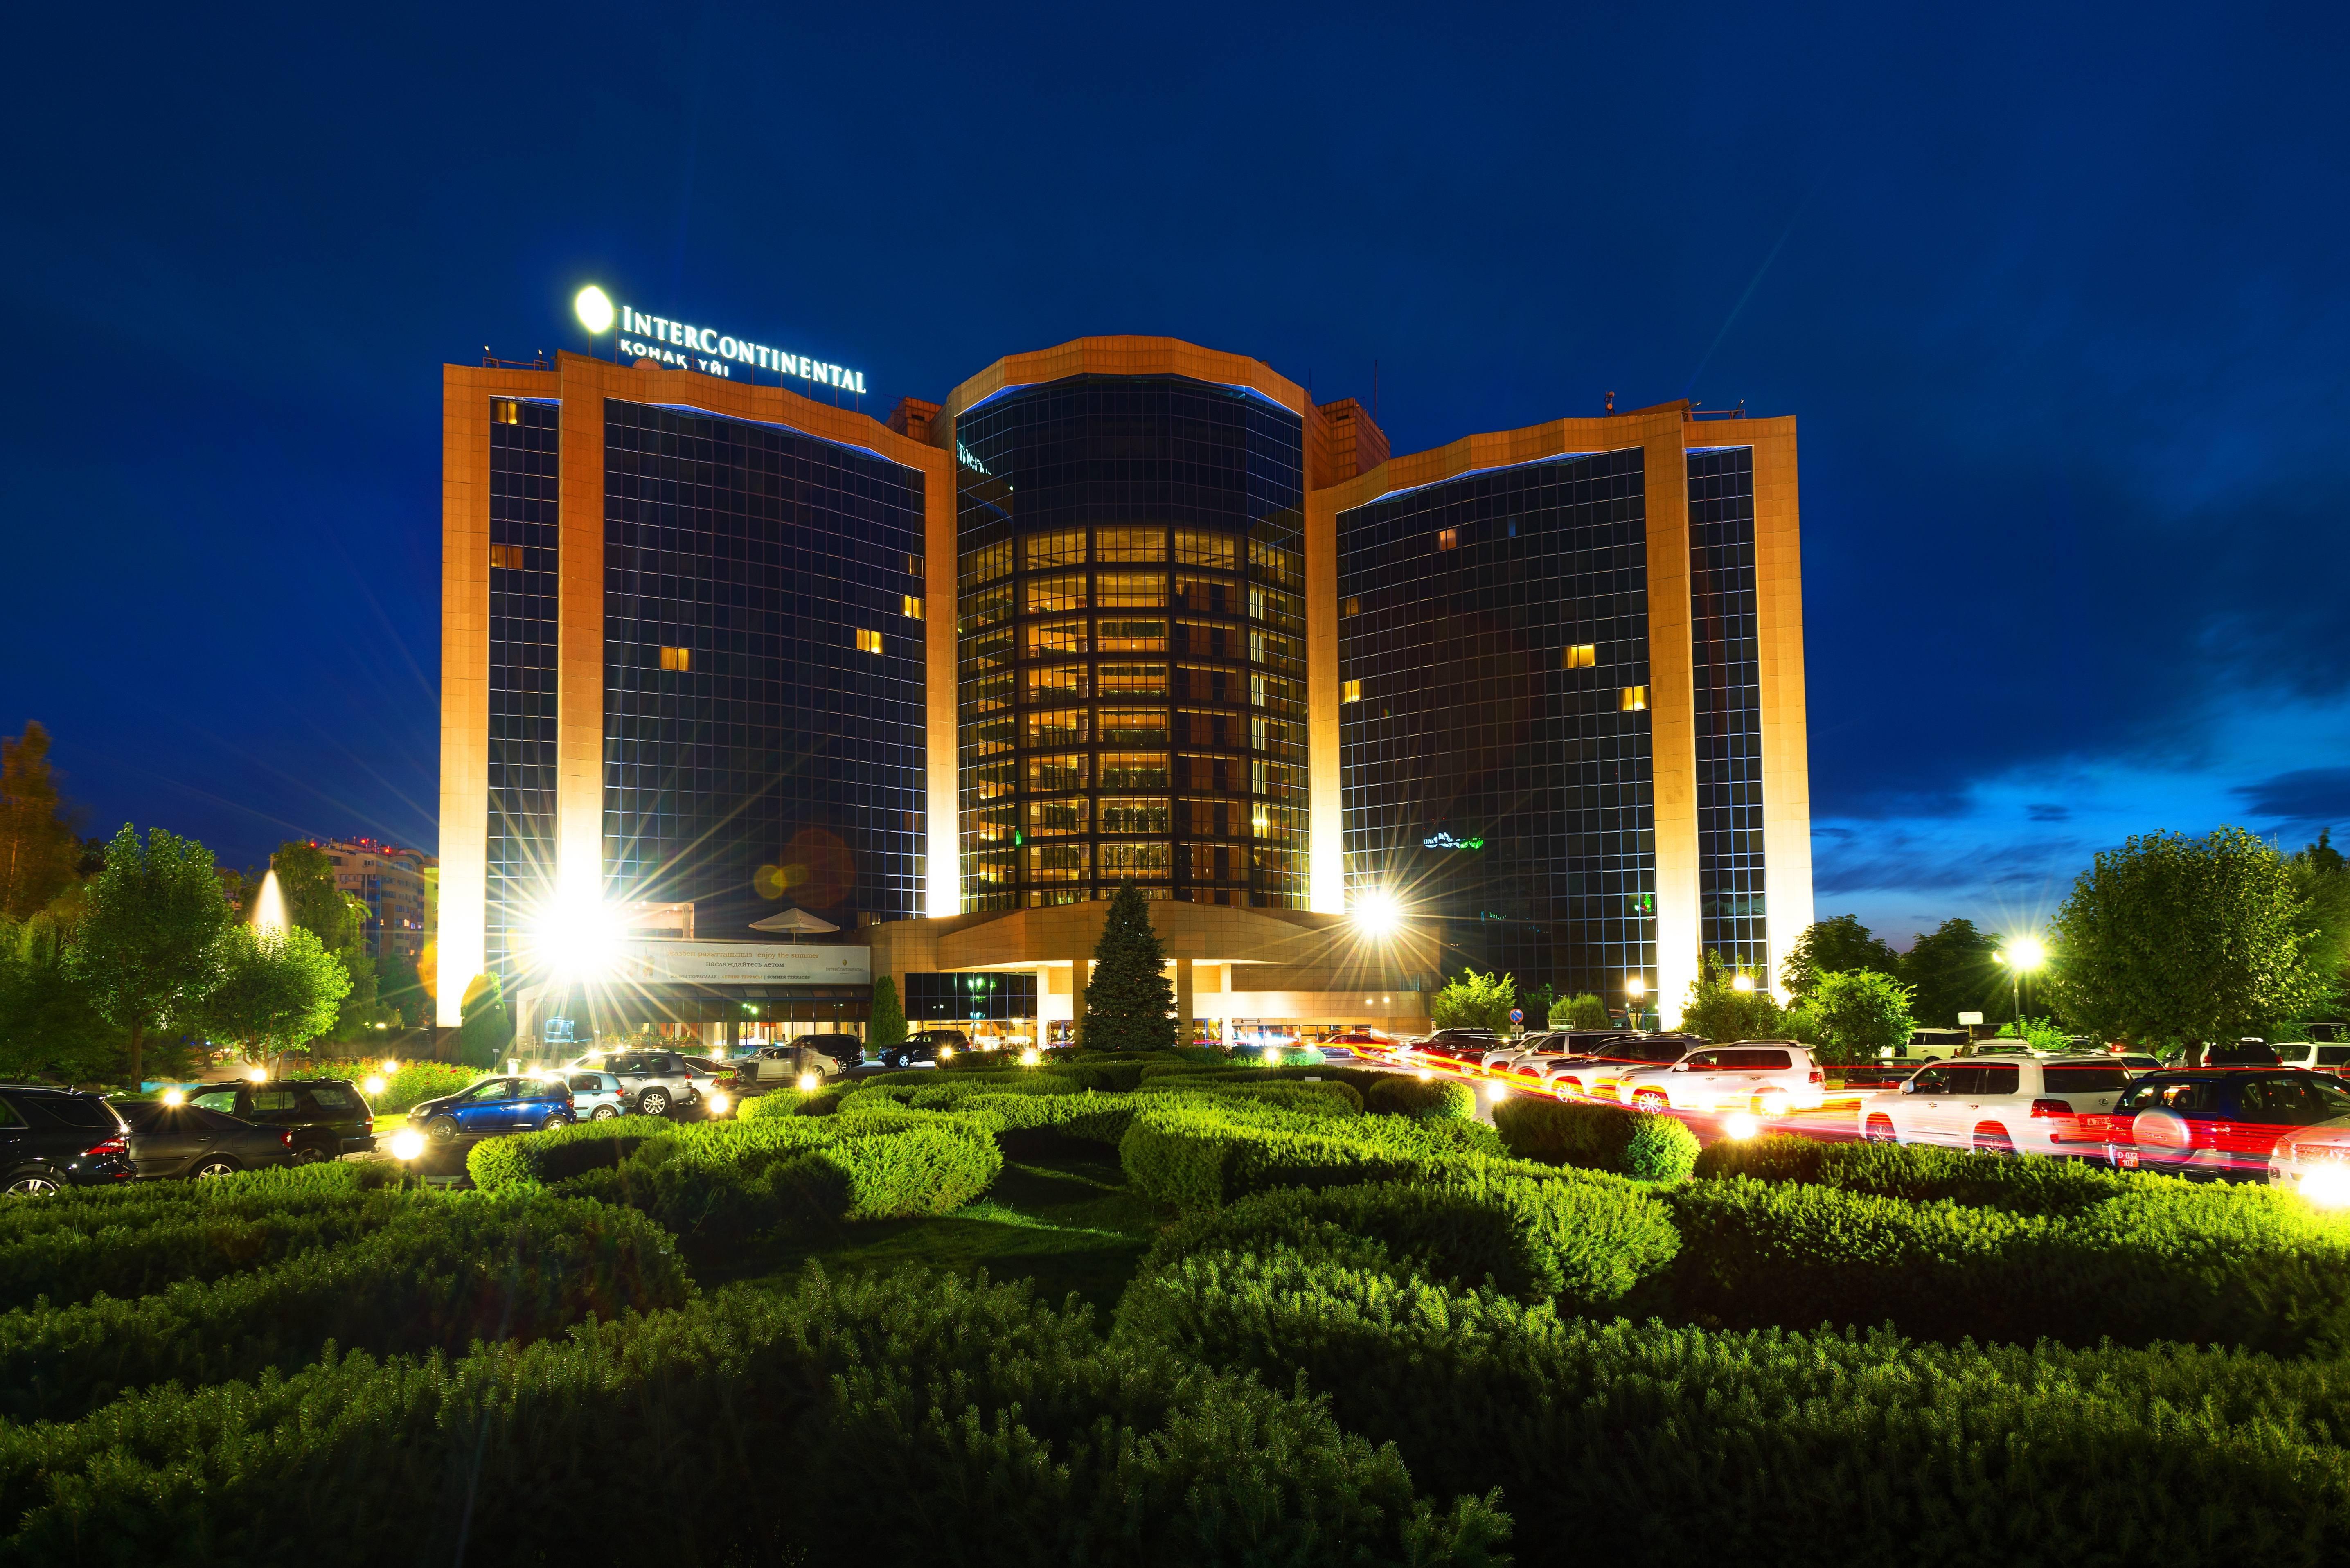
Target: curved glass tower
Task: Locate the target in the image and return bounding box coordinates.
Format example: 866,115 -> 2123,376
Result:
952,374 -> 1307,911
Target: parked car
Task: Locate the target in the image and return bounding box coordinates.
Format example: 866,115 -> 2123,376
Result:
2103,1069 -> 2350,1175
563,1049 -> 704,1115
2276,1042 -> 2350,1073
184,1078 -> 377,1163
735,1040 -> 853,1092
1539,1034 -> 1701,1099
2111,1052 -> 2166,1077
118,1100 -> 294,1178
788,1034 -> 867,1071
1856,1053 -> 2132,1156
554,1069 -> 628,1120
408,1075 -> 575,1143
0,1084 -> 135,1195
872,1030 -> 969,1071
1617,1041 -> 1825,1115
2266,1105 -> 2350,1194
1410,1029 -> 1503,1068
2158,1041 -> 2285,1070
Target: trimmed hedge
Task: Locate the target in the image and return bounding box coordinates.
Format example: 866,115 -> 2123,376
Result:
1364,1076 -> 1475,1120
1126,1245 -> 2350,1564
1492,1095 -> 1699,1181
1120,1099 -> 1511,1209
1665,1174 -> 2350,1355
0,1195 -> 687,1425
0,1270 -> 1505,1568
738,1082 -> 850,1118
1692,1133 -> 2138,1214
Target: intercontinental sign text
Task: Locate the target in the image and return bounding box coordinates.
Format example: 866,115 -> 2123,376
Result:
616,306 -> 867,395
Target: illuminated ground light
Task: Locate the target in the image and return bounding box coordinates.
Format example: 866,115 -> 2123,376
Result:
387,1127 -> 426,1161
2302,1166 -> 2350,1208
1722,1111 -> 1761,1140
796,1072 -> 821,1093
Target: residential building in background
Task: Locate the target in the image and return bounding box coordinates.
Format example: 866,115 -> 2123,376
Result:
318,838 -> 435,963
438,332 -> 1808,1039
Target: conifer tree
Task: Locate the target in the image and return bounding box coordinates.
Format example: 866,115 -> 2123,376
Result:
868,974 -> 908,1051
1082,880 -> 1175,1052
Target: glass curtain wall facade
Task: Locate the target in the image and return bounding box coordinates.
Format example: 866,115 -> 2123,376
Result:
953,375 -> 1308,911
601,399 -> 928,939
1338,449 -> 1654,1000
1688,448 -> 1767,969
484,397 -> 561,985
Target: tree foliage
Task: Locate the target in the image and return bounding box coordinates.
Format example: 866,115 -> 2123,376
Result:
1898,917 -> 2006,1026
2287,829 -> 2350,1027
1681,951 -> 1783,1044
1549,992 -> 1611,1029
71,825 -> 232,1087
1807,969 -> 1917,1065
196,923 -> 349,1063
2049,826 -> 2332,1047
0,723 -> 79,922
1083,881 -> 1176,1052
458,971 -> 514,1069
1780,915 -> 1902,1001
868,974 -> 908,1051
270,842 -> 378,1038
0,912 -> 126,1083
1430,969 -> 1518,1032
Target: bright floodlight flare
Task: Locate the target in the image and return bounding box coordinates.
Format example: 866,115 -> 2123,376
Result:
162,1088 -> 185,1106
2302,1165 -> 2350,1209
246,1065 -> 268,1083
1352,889 -> 1401,937
937,1045 -> 954,1061
1723,1110 -> 1761,1140
1731,973 -> 1756,993
362,1075 -> 386,1096
573,284 -> 614,333
2006,935 -> 2048,971
381,1059 -> 399,1075
1020,1047 -> 1042,1067
796,1071 -> 820,1094
388,1126 -> 426,1161
706,1089 -> 732,1117
533,892 -> 622,984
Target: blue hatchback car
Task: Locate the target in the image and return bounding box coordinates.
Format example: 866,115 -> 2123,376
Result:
409,1075 -> 574,1144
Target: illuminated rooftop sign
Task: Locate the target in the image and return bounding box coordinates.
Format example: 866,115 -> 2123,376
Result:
1423,831 -> 1484,850
576,286 -> 867,395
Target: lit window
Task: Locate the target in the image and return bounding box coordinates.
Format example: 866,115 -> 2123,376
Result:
856,629 -> 883,655
903,595 -> 924,620
492,399 -> 520,424
1437,527 -> 1458,550
1620,685 -> 1647,712
1342,679 -> 1362,703
1342,596 -> 1361,617
490,543 -> 524,570
907,553 -> 924,577
659,646 -> 691,672
1564,644 -> 1595,669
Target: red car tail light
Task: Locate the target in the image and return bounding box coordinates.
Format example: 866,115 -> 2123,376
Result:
82,1133 -> 128,1157
2029,1098 -> 2073,1119
1808,1069 -> 1825,1084
279,1131 -> 294,1148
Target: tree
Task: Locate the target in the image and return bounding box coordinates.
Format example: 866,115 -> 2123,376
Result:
1081,881 -> 1176,1052
1995,1014 -> 2071,1052
1681,951 -> 1783,1044
1780,915 -> 1902,1001
0,912 -> 126,1083
0,723 -> 79,921
1808,969 -> 1916,1065
457,971 -> 514,1068
1550,992 -> 1612,1029
1898,918 -> 2006,1026
868,974 -> 908,1051
72,825 -> 231,1088
2049,826 -> 2331,1052
1431,969 -> 1518,1031
270,842 -> 378,1037
195,923 -> 349,1067
2287,830 -> 2350,1027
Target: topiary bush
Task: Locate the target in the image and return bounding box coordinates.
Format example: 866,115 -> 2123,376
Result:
1694,1135 -> 2138,1216
1623,1113 -> 1701,1182
739,1082 -> 850,1118
1493,1096 -> 1692,1179
1364,1076 -> 1474,1120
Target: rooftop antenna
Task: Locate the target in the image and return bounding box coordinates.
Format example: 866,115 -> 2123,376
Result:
1605,390 -> 1615,414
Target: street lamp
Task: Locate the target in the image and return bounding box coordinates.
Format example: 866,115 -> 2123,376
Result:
1625,974 -> 1647,1033
1994,936 -> 2047,1030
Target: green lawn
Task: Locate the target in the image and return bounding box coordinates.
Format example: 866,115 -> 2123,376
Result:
719,1148 -> 1173,1318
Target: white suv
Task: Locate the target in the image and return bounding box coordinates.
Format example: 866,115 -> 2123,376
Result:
1855,1052 -> 2131,1156
1615,1041 -> 1826,1115
2276,1042 -> 2350,1074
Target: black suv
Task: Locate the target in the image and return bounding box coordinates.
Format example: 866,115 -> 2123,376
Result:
185,1079 -> 377,1163
875,1030 -> 969,1070
0,1085 -> 135,1195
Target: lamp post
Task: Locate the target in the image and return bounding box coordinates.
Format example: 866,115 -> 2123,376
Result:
1994,936 -> 2046,1032
1625,974 -> 1647,1033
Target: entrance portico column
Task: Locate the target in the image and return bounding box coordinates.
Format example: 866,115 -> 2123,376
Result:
1071,960 -> 1090,1048
1174,957 -> 1194,1047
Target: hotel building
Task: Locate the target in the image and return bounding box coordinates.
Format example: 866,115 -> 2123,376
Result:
438,333 -> 1809,1040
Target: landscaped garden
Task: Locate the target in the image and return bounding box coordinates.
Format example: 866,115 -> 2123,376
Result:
7,1050 -> 2350,1564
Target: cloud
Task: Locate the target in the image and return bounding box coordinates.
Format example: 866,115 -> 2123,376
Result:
2229,768 -> 2350,826
2026,803 -> 2071,822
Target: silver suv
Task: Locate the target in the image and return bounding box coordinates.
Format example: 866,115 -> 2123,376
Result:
565,1050 -> 699,1116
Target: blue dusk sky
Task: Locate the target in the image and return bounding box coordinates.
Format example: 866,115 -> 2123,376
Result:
2,2 -> 2343,948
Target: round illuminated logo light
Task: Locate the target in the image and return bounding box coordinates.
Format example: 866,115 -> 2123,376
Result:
574,285 -> 615,334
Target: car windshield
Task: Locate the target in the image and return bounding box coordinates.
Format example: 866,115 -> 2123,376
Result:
462,1079 -> 514,1102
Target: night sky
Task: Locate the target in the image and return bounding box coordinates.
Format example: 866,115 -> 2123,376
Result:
6,4 -> 2343,949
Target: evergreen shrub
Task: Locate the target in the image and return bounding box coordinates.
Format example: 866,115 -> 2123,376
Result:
1364,1076 -> 1474,1120
1493,1096 -> 1695,1179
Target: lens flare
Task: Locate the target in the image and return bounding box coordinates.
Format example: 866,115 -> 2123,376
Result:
796,1072 -> 820,1093
706,1090 -> 732,1117
246,1066 -> 268,1084
162,1088 -> 185,1106
1723,1111 -> 1761,1140
362,1075 -> 386,1096
1352,890 -> 1401,936
1020,1047 -> 1042,1067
